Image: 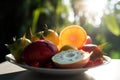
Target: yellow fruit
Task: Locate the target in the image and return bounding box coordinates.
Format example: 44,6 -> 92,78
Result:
60,45 -> 77,51
44,29 -> 59,46
30,29 -> 40,42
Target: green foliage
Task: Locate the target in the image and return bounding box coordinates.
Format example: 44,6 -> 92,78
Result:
32,7 -> 48,33
104,14 -> 120,36
110,51 -> 120,59
30,0 -> 70,33
16,0 -> 120,59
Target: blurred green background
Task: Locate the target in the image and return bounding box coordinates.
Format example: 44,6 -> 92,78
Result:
0,0 -> 120,62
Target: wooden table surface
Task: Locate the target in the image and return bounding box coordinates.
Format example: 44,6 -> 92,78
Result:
0,59 -> 120,80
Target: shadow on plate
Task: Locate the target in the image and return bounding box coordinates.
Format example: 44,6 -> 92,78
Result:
0,70 -> 95,80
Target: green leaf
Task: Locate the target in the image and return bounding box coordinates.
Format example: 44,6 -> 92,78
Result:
104,14 -> 120,36
32,8 -> 41,33
32,8 -> 48,33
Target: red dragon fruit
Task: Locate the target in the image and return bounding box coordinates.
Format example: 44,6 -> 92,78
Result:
22,40 -> 58,67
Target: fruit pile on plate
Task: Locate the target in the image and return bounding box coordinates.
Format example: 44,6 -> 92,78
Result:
8,25 -> 108,69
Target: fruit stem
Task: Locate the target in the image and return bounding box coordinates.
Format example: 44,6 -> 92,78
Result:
22,33 -> 26,40
30,28 -> 34,37
39,32 -> 45,39
44,24 -> 49,36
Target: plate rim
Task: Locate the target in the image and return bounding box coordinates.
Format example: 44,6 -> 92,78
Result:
5,54 -> 111,74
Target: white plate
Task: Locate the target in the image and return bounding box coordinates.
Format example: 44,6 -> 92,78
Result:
6,54 -> 111,75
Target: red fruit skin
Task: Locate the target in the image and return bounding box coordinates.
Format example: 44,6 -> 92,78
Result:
80,44 -> 104,60
44,62 -> 53,68
93,58 -> 103,66
84,60 -> 94,67
84,58 -> 103,68
30,61 -> 40,67
80,44 -> 97,53
85,36 -> 92,44
80,44 -> 103,55
22,40 -> 58,67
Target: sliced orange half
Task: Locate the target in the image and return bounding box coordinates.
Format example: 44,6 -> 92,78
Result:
59,25 -> 87,49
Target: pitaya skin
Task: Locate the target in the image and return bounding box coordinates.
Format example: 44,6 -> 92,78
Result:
80,44 -> 106,61
22,40 -> 58,67
9,37 -> 31,63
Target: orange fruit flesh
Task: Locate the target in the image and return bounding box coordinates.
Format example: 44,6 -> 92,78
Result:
58,25 -> 87,50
